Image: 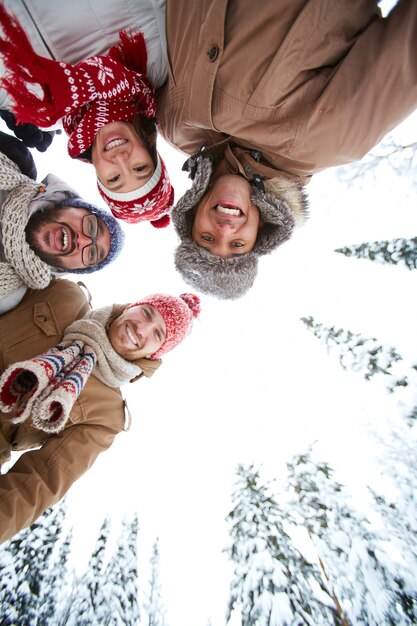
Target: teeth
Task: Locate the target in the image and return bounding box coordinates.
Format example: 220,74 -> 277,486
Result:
126,326 -> 138,346
216,204 -> 241,216
105,138 -> 127,151
62,228 -> 68,251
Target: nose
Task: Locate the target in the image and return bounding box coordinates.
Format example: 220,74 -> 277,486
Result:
111,149 -> 128,160
213,219 -> 237,232
77,231 -> 93,247
133,318 -> 154,334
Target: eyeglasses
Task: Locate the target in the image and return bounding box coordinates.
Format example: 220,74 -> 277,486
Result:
81,214 -> 100,266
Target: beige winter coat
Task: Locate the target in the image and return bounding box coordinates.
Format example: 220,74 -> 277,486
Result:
157,0 -> 417,184
0,279 -> 160,543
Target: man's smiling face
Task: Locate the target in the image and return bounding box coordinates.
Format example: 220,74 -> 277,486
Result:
108,303 -> 167,360
25,206 -> 111,270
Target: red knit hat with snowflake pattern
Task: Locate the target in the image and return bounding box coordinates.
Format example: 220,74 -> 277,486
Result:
97,153 -> 173,228
0,6 -> 173,227
127,293 -> 201,359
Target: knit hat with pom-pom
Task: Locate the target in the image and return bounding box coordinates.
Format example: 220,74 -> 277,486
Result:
127,293 -> 201,359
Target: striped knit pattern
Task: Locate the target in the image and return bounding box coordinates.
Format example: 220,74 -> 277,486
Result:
0,341 -> 96,433
0,304 -> 141,433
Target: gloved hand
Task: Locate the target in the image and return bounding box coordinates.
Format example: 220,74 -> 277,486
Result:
0,109 -> 56,152
0,130 -> 37,179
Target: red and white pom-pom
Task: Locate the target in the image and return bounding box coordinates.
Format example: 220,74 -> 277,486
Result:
180,293 -> 201,319
151,214 -> 171,229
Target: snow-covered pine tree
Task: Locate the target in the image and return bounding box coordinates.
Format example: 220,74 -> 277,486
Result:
102,514 -> 141,626
143,537 -> 167,626
225,464 -> 339,626
63,516 -> 111,626
36,501 -> 71,626
335,237 -> 417,270
301,316 -> 417,423
367,427 -> 417,622
286,449 -> 415,625
0,502 -> 67,625
43,528 -> 77,626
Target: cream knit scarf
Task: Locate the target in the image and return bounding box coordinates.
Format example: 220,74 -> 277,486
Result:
64,305 -> 142,388
0,152 -> 52,298
0,304 -> 142,433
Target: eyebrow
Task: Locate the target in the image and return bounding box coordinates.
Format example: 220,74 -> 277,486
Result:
146,306 -> 166,339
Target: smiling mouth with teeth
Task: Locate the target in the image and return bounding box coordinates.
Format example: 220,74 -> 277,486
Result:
62,227 -> 68,251
105,138 -> 128,151
215,204 -> 242,216
126,325 -> 139,347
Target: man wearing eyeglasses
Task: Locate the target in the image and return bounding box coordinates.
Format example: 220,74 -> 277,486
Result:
0,148 -> 125,314
26,206 -> 112,271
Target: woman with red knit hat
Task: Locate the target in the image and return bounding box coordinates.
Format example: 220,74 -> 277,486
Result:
0,3 -> 173,228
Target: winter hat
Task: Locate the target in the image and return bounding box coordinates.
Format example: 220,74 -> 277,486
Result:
172,149 -> 296,300
97,152 -> 173,228
127,293 -> 201,359
55,197 -> 125,274
0,7 -> 154,132
0,6 -> 173,228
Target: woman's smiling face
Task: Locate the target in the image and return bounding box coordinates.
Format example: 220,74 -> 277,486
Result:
192,174 -> 260,257
91,121 -> 155,193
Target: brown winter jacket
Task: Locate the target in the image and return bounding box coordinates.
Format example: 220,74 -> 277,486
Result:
0,278 -> 160,543
157,0 -> 417,184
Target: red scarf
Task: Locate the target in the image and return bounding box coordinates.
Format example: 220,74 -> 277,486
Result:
0,5 -> 155,156
0,5 -> 173,227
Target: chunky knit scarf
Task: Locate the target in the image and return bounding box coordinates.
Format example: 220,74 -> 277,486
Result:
0,152 -> 52,298
0,304 -> 142,433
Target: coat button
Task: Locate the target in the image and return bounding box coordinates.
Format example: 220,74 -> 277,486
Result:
207,45 -> 219,62
251,150 -> 262,162
245,165 -> 252,174
36,315 -> 47,322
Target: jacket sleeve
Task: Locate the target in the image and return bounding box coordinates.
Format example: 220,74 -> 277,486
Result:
0,285 -> 27,315
0,417 -> 120,544
305,0 -> 417,171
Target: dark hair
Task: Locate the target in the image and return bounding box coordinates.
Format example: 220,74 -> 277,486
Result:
77,107 -> 158,167
132,111 -> 158,168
